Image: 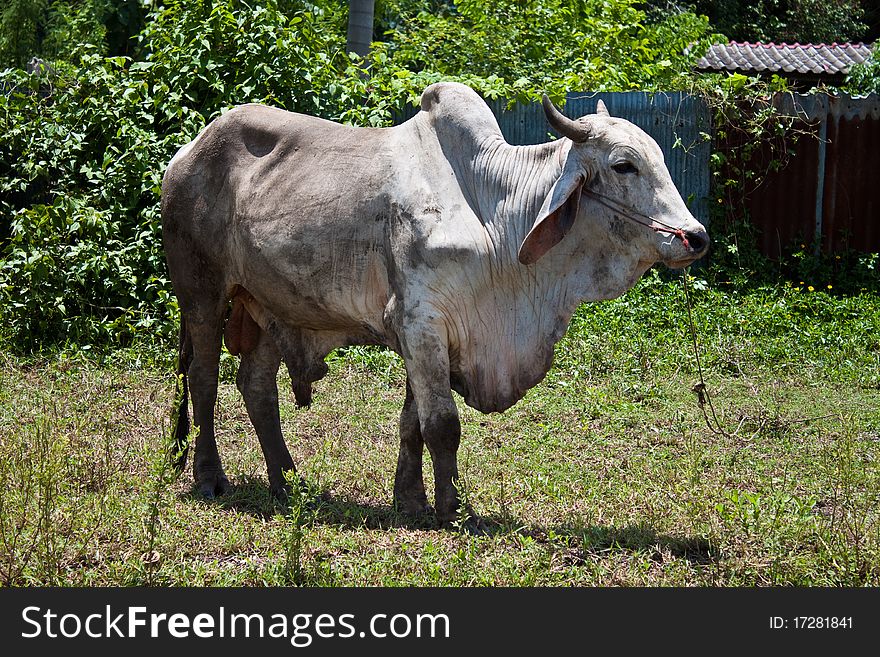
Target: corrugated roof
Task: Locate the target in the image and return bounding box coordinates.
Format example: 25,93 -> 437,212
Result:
697,42 -> 873,75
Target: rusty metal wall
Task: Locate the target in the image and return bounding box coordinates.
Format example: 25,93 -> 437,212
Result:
823,112 -> 880,253
741,120 -> 821,259
746,92 -> 880,256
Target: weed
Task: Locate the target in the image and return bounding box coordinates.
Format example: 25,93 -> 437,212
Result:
282,470 -> 306,586
139,418 -> 192,586
0,410 -> 106,585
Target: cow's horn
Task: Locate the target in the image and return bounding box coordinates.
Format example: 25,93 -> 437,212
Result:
542,94 -> 591,143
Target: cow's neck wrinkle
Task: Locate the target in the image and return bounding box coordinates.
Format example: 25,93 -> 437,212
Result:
425,110 -> 567,262
424,122 -> 646,412
435,139 -> 582,412
456,136 -> 563,245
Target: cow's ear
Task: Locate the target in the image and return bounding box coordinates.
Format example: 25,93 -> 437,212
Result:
518,172 -> 584,265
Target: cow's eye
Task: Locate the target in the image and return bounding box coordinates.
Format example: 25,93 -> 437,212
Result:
612,162 -> 639,175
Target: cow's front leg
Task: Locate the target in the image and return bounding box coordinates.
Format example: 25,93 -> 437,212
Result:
398,328 -> 463,528
393,379 -> 430,516
421,395 -> 462,528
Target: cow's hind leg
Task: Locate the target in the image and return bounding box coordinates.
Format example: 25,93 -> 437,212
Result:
393,379 -> 430,516
187,304 -> 231,498
236,327 -> 296,497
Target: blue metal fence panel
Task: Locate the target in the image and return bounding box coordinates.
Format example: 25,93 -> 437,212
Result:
562,92 -> 711,224
485,98 -> 551,146
395,92 -> 712,225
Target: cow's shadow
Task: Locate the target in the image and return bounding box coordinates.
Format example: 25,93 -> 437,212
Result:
180,478 -> 437,530
306,494 -> 719,565
181,480 -> 719,565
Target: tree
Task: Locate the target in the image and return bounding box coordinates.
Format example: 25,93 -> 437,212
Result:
347,0 -> 374,56
0,0 -> 147,68
847,56 -> 880,94
0,0 -> 49,68
685,0 -> 868,44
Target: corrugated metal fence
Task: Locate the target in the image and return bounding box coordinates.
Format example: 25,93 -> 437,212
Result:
748,93 -> 880,257
396,92 -> 712,226
396,91 -> 880,257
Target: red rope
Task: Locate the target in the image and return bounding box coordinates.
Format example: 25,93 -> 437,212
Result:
582,189 -> 690,249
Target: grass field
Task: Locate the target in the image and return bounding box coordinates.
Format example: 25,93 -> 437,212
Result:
1,270 -> 879,586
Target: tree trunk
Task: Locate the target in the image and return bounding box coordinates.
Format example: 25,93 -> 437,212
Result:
346,0 -> 374,58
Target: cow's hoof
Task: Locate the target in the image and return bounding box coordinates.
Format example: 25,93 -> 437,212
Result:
270,483 -> 290,502
197,472 -> 231,499
393,496 -> 432,518
271,476 -> 312,507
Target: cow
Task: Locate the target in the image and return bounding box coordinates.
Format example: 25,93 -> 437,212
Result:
161,82 -> 709,527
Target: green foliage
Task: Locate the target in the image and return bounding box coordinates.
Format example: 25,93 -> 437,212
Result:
551,269 -> 880,415
0,59 -> 178,350
0,0 -> 49,69
686,72 -> 815,286
846,56 -> 880,96
6,0 -> 687,352
0,0 -> 871,353
0,0 -> 147,67
137,0 -> 346,117
783,247 -> 880,296
0,409 -> 109,586
0,0 -> 355,352
783,0 -> 867,44
381,0 -> 718,101
687,0 -> 867,44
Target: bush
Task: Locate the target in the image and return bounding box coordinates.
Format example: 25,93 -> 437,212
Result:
0,58 -> 177,350
846,57 -> 880,97
381,0 -> 717,102
10,0 -> 859,355
0,1 -> 356,352
0,0 -> 540,352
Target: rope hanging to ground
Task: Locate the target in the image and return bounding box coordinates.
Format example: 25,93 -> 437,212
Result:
579,186 -> 735,438
680,269 -> 738,439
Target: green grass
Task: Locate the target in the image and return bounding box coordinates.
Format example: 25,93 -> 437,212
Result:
1,271 -> 879,586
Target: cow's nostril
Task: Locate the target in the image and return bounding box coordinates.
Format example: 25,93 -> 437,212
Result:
685,230 -> 709,254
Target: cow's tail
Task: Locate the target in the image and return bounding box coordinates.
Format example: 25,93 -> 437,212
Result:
171,314 -> 193,473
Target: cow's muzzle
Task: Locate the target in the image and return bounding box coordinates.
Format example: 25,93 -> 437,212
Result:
684,229 -> 709,256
